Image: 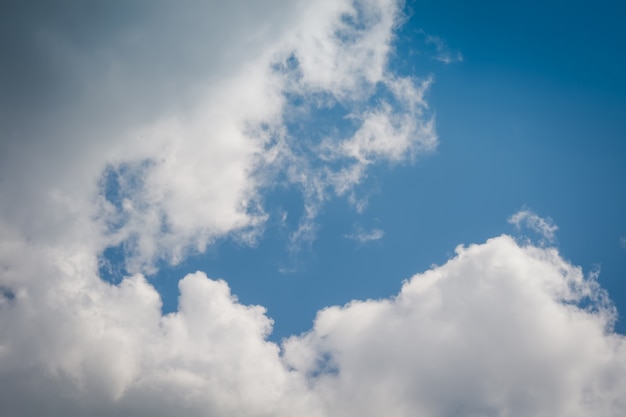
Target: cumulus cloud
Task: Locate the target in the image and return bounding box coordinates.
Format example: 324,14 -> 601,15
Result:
2,1 -> 625,416
2,235 -> 625,416
0,0 -> 303,272
1,0 -> 436,411
0,269 -> 315,417
1,0 -> 434,269
284,236 -> 625,417
508,207 -> 559,244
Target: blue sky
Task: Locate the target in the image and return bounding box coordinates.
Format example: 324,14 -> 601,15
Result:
1,1 -> 626,416
145,0 -> 626,340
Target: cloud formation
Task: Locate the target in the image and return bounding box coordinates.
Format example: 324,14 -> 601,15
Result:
0,0 -> 435,272
508,208 -> 559,244
2,235 -> 624,416
1,1 -> 625,416
284,235 -> 625,417
344,226 -> 385,243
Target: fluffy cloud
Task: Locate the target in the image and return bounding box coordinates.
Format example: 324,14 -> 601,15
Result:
1,0 -> 435,270
0,0 -> 433,413
1,1 -> 625,416
0,268 -> 314,417
2,235 -> 624,416
0,0 -> 301,276
284,235 -> 626,417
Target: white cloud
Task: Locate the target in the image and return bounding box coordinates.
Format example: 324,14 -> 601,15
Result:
344,226 -> 384,243
282,73 -> 436,249
2,235 -> 624,416
0,0 -> 306,275
2,1 -> 624,416
335,77 -> 436,165
0,0 -> 437,271
0,1 -> 437,412
0,267 -> 315,417
283,235 -> 625,417
508,207 -> 559,244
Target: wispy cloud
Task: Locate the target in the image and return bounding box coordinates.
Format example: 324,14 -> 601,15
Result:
271,16 -> 437,251
344,226 -> 384,243
508,207 -> 558,244
424,33 -> 463,64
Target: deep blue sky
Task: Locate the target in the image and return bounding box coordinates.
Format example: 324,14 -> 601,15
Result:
144,0 -> 626,340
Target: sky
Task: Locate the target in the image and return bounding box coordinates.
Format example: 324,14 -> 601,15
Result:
1,1 -> 625,416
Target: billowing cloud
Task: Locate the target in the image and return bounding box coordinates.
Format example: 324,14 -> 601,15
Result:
1,1 -> 625,416
0,0 -> 436,271
0,269 -> 315,417
284,235 -> 625,417
2,235 -> 625,416
0,0 -> 434,413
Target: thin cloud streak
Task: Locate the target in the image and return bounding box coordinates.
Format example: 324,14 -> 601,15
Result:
508,207 -> 559,244
344,227 -> 384,243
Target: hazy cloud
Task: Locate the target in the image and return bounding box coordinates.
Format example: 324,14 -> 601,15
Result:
508,207 -> 559,244
424,33 -> 463,64
344,226 -> 384,243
